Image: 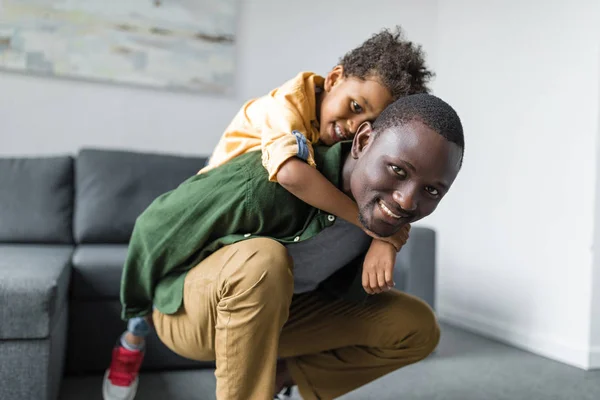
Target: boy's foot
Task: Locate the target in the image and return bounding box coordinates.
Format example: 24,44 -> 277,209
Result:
102,343 -> 144,400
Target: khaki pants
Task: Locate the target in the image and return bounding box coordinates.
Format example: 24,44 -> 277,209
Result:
153,238 -> 440,400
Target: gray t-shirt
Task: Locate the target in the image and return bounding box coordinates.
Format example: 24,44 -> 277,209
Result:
286,216 -> 372,293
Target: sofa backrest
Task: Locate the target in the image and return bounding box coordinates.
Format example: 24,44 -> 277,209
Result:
0,156 -> 74,243
74,148 -> 206,244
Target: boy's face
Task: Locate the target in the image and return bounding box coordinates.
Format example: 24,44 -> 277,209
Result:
347,120 -> 462,238
318,66 -> 393,145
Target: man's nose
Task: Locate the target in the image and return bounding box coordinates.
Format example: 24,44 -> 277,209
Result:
392,189 -> 417,212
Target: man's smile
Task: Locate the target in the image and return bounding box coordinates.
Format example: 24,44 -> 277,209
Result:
378,199 -> 402,219
374,199 -> 414,229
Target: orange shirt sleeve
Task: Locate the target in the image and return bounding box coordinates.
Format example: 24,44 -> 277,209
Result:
257,95 -> 317,181
201,72 -> 323,181
239,72 -> 322,182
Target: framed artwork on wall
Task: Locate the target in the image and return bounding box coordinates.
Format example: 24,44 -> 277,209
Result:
0,0 -> 238,94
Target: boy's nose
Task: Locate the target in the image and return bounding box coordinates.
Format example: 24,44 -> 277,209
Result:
347,119 -> 358,134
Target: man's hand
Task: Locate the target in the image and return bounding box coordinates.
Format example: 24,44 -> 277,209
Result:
362,239 -> 398,294
375,223 -> 411,251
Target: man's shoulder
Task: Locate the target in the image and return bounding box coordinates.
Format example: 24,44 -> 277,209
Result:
184,152 -> 263,195
228,151 -> 269,180
199,151 -> 278,196
199,143 -> 344,194
202,150 -> 263,176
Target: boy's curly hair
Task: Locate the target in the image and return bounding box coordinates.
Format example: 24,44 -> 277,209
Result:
339,26 -> 434,99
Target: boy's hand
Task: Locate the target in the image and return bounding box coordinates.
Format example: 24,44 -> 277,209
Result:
375,223 -> 411,252
362,239 -> 398,294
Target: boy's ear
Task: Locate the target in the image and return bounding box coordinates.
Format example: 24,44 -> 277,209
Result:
324,65 -> 344,92
351,121 -> 373,159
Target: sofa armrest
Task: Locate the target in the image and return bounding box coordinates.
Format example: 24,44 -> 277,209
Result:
394,226 -> 436,309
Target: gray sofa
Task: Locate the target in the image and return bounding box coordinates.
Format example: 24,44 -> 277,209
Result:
0,148 -> 436,400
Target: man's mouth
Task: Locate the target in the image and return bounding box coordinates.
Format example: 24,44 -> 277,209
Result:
377,200 -> 411,220
378,200 -> 402,219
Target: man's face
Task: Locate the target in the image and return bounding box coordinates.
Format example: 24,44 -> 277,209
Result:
349,120 -> 462,237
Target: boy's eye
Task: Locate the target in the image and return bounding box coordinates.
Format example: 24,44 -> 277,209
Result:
390,165 -> 407,178
425,186 -> 439,196
351,100 -> 363,113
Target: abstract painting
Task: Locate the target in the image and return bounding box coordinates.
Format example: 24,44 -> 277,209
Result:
0,0 -> 237,94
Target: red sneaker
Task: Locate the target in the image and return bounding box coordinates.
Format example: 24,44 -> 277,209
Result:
102,343 -> 144,400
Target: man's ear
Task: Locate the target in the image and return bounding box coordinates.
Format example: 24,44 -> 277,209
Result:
351,121 -> 373,159
324,65 -> 344,92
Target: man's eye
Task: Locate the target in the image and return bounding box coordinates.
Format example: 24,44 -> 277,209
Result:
351,100 -> 363,113
425,186 -> 439,196
391,165 -> 407,177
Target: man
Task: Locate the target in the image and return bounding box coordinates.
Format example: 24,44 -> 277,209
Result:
120,93 -> 464,400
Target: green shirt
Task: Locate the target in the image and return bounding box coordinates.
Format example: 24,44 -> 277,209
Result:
120,142 -> 365,320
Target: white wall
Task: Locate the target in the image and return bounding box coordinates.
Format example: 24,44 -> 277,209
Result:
591,54 -> 600,368
429,0 -> 600,369
0,0 -> 437,156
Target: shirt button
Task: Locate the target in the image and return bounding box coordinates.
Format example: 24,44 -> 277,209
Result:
244,233 -> 251,238
327,215 -> 336,222
294,236 -> 300,242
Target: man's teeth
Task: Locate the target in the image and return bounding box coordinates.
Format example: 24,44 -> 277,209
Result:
379,200 -> 402,219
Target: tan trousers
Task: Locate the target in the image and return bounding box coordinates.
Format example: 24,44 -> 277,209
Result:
153,238 -> 440,400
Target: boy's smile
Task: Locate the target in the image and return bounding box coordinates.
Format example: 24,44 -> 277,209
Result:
317,66 -> 393,146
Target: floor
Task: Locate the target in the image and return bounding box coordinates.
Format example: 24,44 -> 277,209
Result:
60,323 -> 600,400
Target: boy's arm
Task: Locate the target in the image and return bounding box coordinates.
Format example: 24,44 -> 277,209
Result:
362,238 -> 398,295
259,99 -> 318,182
276,157 -> 362,228
277,158 -> 411,251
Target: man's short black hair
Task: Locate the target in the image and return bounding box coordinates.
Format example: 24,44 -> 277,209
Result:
373,93 -> 465,164
339,26 -> 434,100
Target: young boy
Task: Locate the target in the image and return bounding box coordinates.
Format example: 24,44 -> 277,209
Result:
103,26 -> 433,400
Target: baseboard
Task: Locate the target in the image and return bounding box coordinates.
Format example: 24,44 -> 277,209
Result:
590,346 -> 600,369
438,304 -> 596,370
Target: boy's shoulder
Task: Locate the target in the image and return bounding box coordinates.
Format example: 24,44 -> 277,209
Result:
274,71 -> 324,97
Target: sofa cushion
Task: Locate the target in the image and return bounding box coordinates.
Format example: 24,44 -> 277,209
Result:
71,245 -> 128,300
0,245 -> 72,339
74,149 -> 206,244
0,156 -> 73,243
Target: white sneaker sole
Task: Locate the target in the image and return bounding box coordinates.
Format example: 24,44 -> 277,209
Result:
102,369 -> 139,400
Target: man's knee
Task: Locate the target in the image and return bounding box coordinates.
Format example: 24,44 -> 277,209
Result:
387,294 -> 440,359
416,309 -> 440,358
221,238 -> 293,304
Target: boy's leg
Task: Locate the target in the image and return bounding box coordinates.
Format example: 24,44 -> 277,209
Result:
102,316 -> 151,400
153,238 -> 294,400
122,316 -> 152,349
279,289 -> 440,400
